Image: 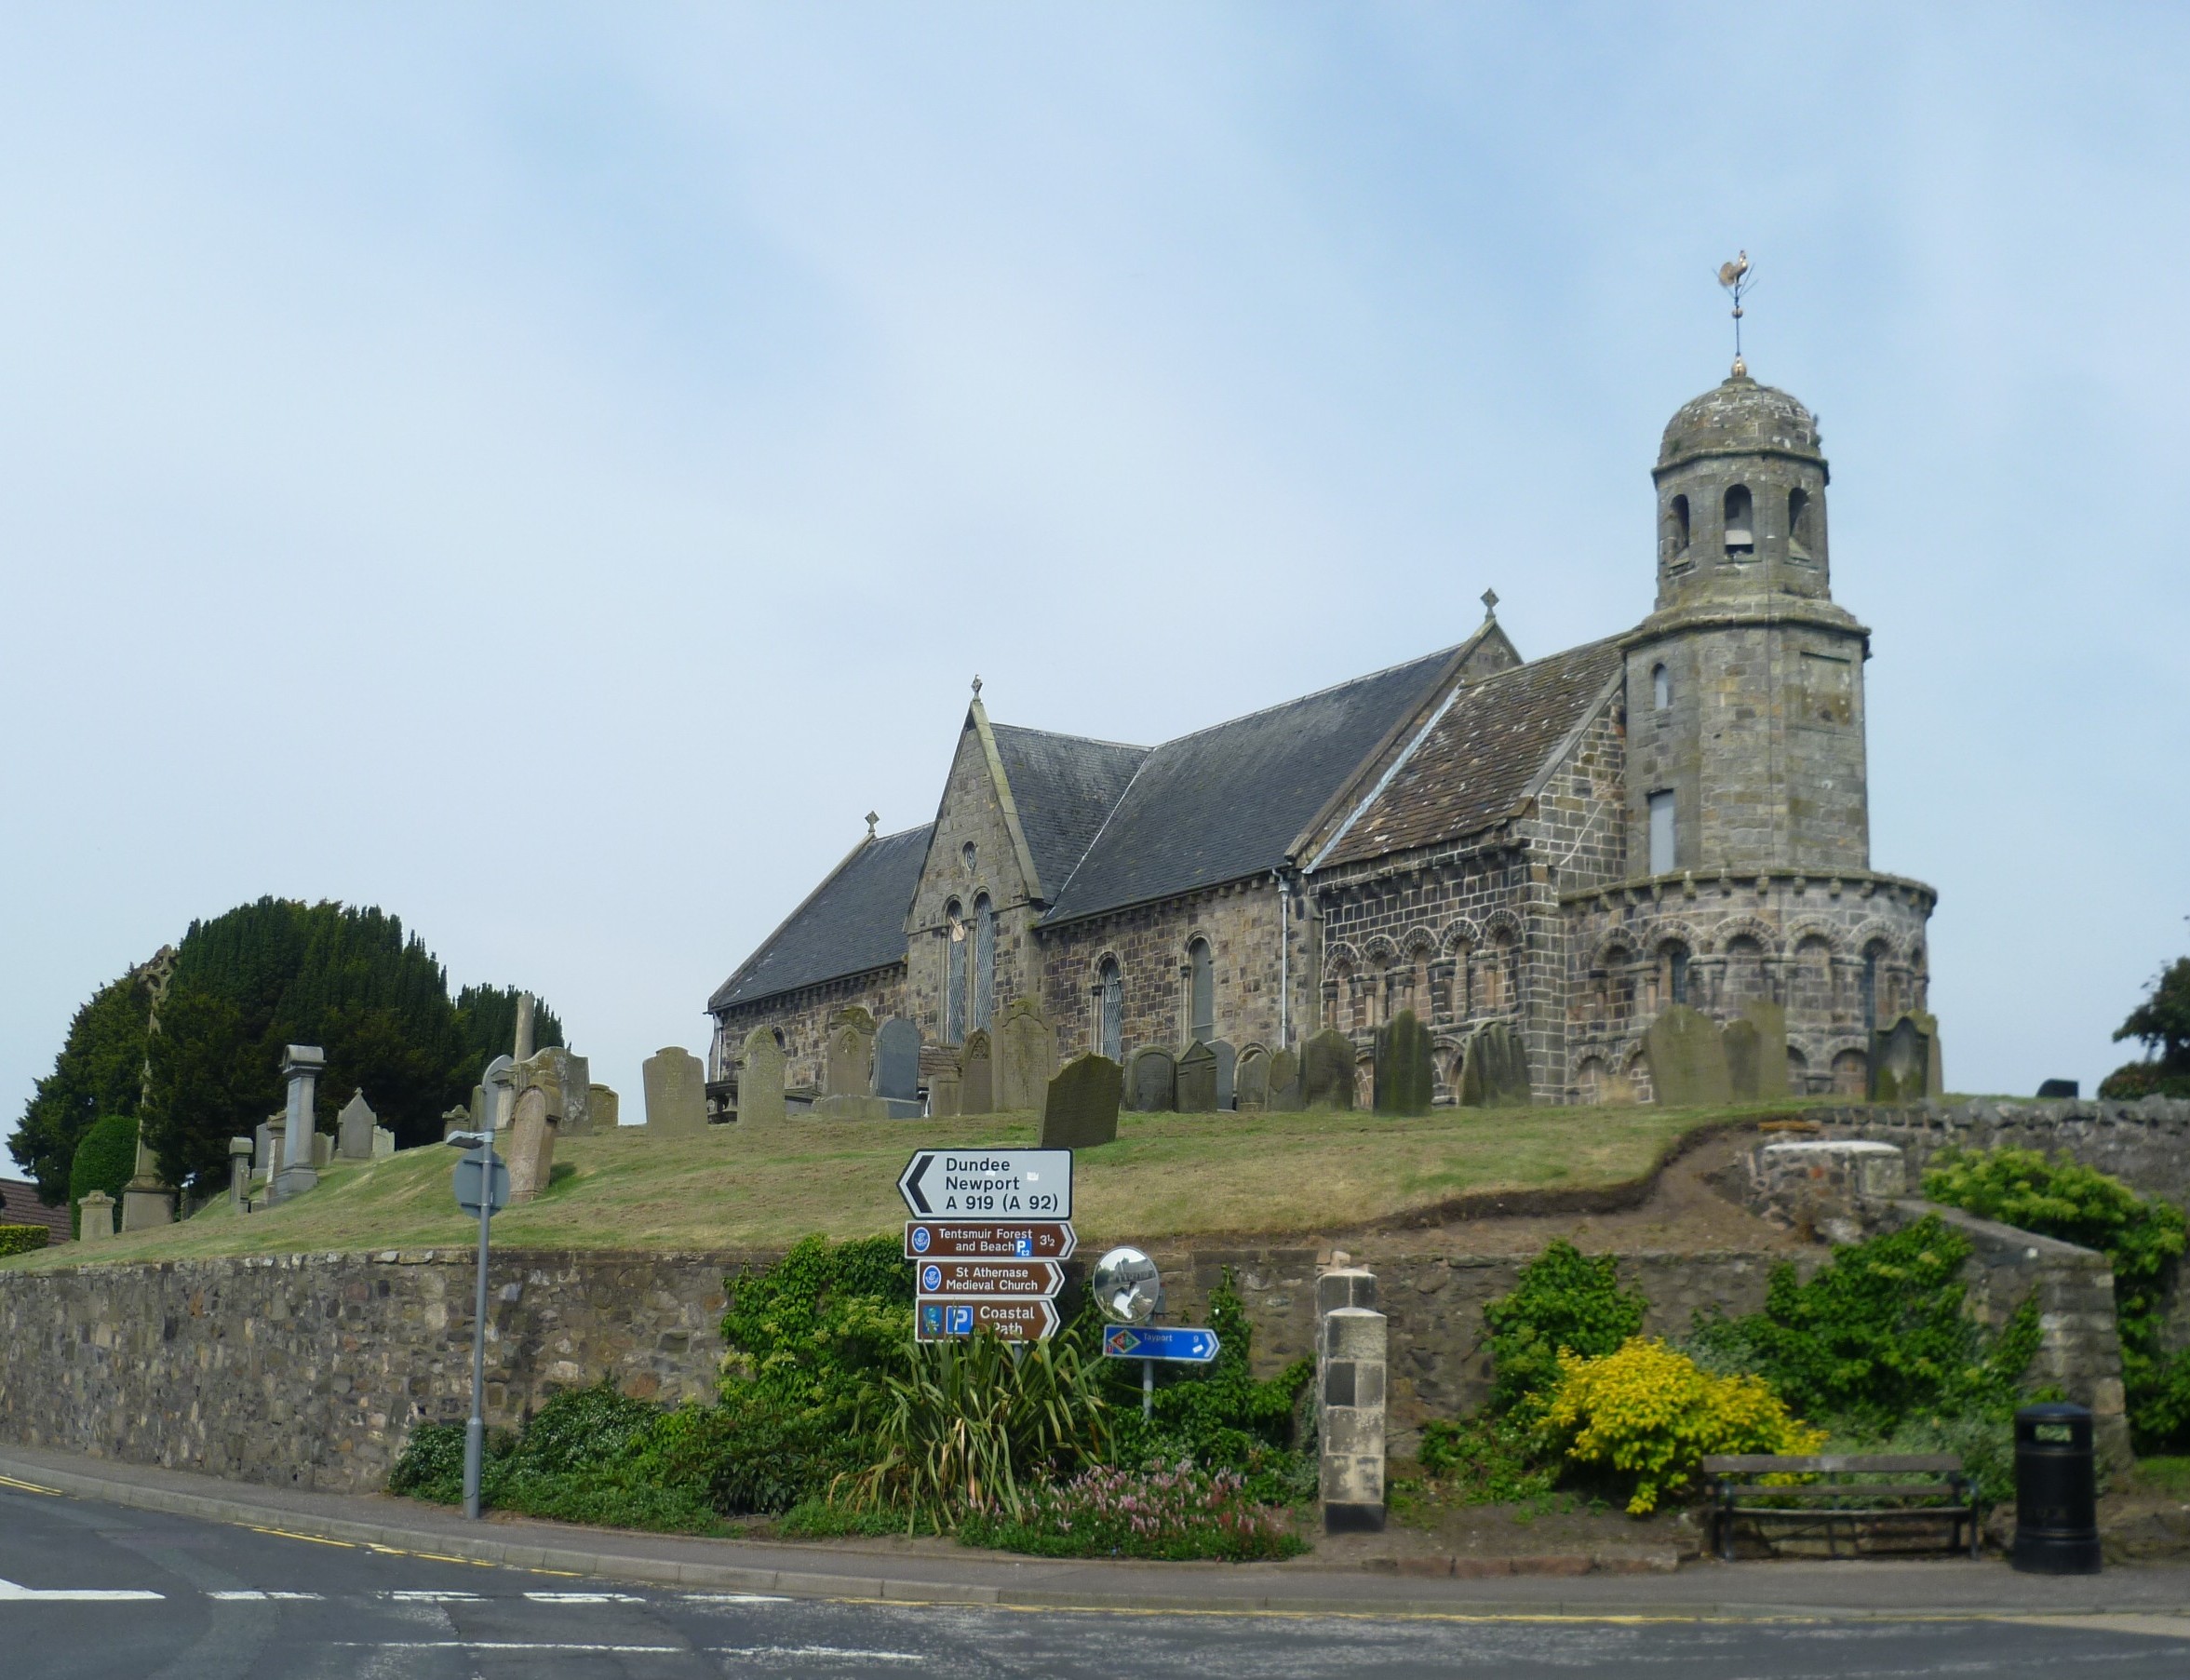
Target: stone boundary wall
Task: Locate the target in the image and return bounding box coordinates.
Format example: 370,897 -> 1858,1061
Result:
1818,1097 -> 2190,1208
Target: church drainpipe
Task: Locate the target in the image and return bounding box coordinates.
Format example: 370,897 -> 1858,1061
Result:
1277,872 -> 1293,1049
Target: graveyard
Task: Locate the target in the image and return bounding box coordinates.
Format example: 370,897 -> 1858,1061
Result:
0,1096 -> 1785,1272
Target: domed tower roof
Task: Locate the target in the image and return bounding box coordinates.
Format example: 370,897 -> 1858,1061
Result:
1657,372 -> 1824,474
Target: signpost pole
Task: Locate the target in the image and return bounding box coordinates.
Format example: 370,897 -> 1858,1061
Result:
1143,1357 -> 1154,1421
464,1144 -> 490,1522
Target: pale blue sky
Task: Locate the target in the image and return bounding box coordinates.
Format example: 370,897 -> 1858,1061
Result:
3,5 -> 2184,1126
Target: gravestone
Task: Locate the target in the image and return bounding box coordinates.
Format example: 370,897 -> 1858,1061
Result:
506,1086 -> 556,1203
1235,1047 -> 1270,1111
996,1000 -> 1058,1112
527,1048 -> 593,1136
825,1023 -> 873,1098
1643,1005 -> 1730,1107
1726,1000 -> 1791,1102
228,1136 -> 253,1211
874,1018 -> 922,1117
1374,1010 -> 1436,1116
1039,1054 -> 1122,1149
271,1043 -> 324,1207
961,1029 -> 994,1115
1870,1012 -> 1934,1102
588,1084 -> 620,1129
77,1190 -> 115,1243
1210,1040 -> 1238,1111
254,1120 -> 278,1177
1302,1029 -> 1357,1110
440,1107 -> 470,1142
336,1092 -> 377,1161
644,1046 -> 709,1134
1126,1046 -> 1175,1113
1458,1021 -> 1532,1108
1268,1046 -> 1304,1111
738,1028 -> 787,1127
371,1126 -> 396,1161
312,1132 -> 333,1169
1176,1040 -> 1219,1113
813,1094 -> 893,1120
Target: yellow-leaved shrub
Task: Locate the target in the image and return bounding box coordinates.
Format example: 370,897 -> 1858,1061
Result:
1540,1337 -> 1823,1515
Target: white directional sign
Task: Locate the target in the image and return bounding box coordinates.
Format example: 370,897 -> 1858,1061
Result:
897,1149 -> 1072,1219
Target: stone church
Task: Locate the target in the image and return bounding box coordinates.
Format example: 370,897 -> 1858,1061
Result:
708,365 -> 1936,1110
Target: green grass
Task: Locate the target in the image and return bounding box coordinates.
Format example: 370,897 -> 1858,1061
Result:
1,1099 -> 1824,1271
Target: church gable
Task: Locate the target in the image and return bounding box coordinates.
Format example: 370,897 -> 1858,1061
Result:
909,705 -> 1042,938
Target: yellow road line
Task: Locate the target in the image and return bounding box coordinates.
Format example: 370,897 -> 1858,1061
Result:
0,1474 -> 62,1497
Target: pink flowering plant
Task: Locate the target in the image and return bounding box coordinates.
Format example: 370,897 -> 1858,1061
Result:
956,1458 -> 1304,1562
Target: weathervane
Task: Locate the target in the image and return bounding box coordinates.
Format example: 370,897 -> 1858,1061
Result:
1717,250 -> 1753,376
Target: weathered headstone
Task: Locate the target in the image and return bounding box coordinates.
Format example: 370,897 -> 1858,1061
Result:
254,1120 -> 279,1177
1210,1040 -> 1238,1111
1302,1029 -> 1356,1110
1040,1054 -> 1122,1149
1643,1004 -> 1729,1108
336,1092 -> 377,1161
961,1029 -> 994,1115
1176,1040 -> 1219,1113
874,1017 -> 922,1116
1458,1021 -> 1532,1108
1268,1046 -> 1304,1111
119,1119 -> 175,1232
1726,1000 -> 1791,1102
996,1000 -> 1058,1112
228,1136 -> 253,1211
440,1107 -> 471,1142
1870,1012 -> 1934,1102
737,1028 -> 787,1127
1125,1045 -> 1175,1113
77,1190 -> 115,1243
1235,1047 -> 1270,1111
643,1046 -> 709,1134
521,1047 -> 593,1136
371,1126 -> 396,1161
588,1084 -> 620,1129
505,1086 -> 556,1203
271,1043 -> 325,1206
311,1132 -> 333,1169
1373,1010 -> 1436,1115
813,1094 -> 893,1120
513,991 -> 536,1063
928,1069 -> 961,1118
825,1022 -> 873,1098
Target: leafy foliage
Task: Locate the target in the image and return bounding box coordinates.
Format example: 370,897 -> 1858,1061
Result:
1483,1240 -> 1646,1418
1541,1337 -> 1825,1514
1415,1412 -> 1558,1506
1686,1216 -> 2038,1436
452,985 -> 564,1088
956,1460 -> 1305,1561
68,1114 -> 141,1237
1924,1146 -> 2190,1449
8,975 -> 152,1204
0,1226 -> 48,1258
2101,956 -> 2190,1099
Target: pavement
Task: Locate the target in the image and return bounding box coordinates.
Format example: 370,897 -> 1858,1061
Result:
7,1444 -> 2190,1677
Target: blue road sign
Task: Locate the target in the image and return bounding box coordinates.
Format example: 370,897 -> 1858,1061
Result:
1102,1324 -> 1220,1364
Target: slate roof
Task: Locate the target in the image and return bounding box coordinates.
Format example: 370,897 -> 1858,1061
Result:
0,1177 -> 71,1243
1039,645 -> 1459,926
708,824 -> 933,1011
1316,637 -> 1625,868
988,725 -> 1150,902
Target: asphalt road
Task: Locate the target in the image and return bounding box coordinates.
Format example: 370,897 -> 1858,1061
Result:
6,1478 -> 2190,1679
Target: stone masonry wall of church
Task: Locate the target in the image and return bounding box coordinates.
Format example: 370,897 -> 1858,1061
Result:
709,966 -> 907,1095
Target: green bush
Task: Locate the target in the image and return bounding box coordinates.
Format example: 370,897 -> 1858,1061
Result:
1415,1413 -> 1557,1506
1924,1146 -> 2190,1449
1483,1240 -> 1646,1418
0,1225 -> 49,1258
68,1115 -> 140,1238
1686,1216 -> 2039,1437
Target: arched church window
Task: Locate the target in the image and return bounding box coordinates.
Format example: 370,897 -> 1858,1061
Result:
1652,664 -> 1671,712
1666,494 -> 1691,558
1861,942 -> 1886,1032
1787,487 -> 1813,558
1662,942 -> 1690,1008
945,901 -> 967,1043
1723,484 -> 1754,555
1098,958 -> 1122,1062
1188,938 -> 1214,1043
972,895 -> 995,1032
961,841 -> 975,873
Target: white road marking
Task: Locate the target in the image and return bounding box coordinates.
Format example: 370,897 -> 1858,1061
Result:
2000,1614 -> 2190,1642
338,1642 -> 686,1654
682,1593 -> 790,1603
208,1591 -> 323,1601
524,1591 -> 645,1603
0,1576 -> 163,1602
382,1590 -> 482,1602
710,1647 -> 926,1663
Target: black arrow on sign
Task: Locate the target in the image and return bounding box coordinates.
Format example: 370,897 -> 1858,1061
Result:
901,1152 -> 936,1216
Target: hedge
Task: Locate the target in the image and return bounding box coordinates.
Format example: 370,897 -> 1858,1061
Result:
0,1225 -> 50,1258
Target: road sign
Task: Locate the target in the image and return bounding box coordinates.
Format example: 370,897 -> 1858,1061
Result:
1102,1324 -> 1220,1364
903,1220 -> 1077,1261
452,1148 -> 509,1217
899,1149 -> 1072,1219
915,1258 -> 1064,1297
915,1296 -> 1062,1342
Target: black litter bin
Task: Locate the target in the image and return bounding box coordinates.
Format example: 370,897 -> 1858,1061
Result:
2011,1403 -> 2101,1574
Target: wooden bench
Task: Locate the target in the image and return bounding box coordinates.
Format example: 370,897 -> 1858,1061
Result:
1700,1454 -> 1982,1561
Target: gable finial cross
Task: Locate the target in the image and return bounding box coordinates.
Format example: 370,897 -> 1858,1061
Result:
971,674 -> 983,699
1481,587 -> 1498,618
865,811 -> 879,840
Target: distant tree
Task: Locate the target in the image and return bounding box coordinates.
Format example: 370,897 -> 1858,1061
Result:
451,984 -> 565,1087
68,1113 -> 141,1237
2101,956 -> 2190,1100
7,975 -> 153,1204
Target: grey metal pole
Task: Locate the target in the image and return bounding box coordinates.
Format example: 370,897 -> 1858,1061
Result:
1142,1356 -> 1154,1421
463,1150 -> 490,1521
